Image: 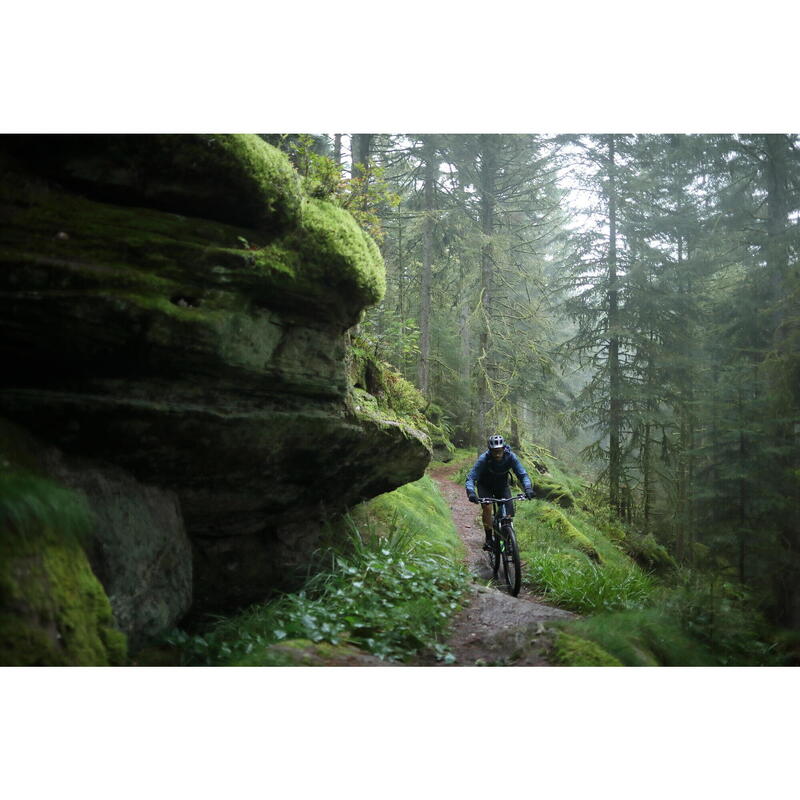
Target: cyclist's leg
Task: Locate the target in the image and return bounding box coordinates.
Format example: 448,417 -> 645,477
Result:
477,482 -> 493,548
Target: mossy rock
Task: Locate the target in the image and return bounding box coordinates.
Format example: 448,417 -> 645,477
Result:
230,638 -> 389,666
552,632 -> 623,666
532,475 -> 575,508
0,134 -> 434,619
0,470 -> 127,666
623,531 -> 678,573
293,198 -> 385,307
1,136 -> 384,334
1,133 -> 304,234
533,505 -> 601,562
347,337 -> 452,460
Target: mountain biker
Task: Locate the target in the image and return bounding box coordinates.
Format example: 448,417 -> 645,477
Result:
465,434 -> 535,551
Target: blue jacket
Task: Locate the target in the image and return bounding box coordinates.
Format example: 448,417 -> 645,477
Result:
465,446 -> 532,494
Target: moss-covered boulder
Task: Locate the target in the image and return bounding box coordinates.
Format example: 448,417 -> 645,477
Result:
0,470 -> 127,665
622,531 -> 678,573
532,474 -> 576,508
532,504 -> 601,562
0,134 -> 430,620
1,418 -> 191,651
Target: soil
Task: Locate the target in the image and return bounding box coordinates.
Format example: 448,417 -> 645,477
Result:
417,462 -> 576,666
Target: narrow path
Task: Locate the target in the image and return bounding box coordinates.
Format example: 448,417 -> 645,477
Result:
424,462 -> 575,666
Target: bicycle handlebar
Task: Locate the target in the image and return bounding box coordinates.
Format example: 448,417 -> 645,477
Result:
478,494 -> 529,504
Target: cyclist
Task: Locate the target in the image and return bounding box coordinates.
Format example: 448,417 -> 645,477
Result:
465,434 -> 535,551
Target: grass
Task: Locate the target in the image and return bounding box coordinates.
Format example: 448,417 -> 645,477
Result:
163,475 -> 470,665
356,474 -> 466,562
513,500 -> 655,614
559,608 -> 715,666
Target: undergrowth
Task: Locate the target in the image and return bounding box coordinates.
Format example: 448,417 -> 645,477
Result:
509,477 -> 780,665
164,475 -> 470,665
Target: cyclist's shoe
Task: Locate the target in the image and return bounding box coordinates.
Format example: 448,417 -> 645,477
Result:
482,537 -> 494,551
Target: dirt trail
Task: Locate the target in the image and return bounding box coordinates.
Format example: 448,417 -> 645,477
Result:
422,462 -> 575,666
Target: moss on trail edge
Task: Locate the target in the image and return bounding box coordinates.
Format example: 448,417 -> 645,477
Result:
551,631 -> 623,666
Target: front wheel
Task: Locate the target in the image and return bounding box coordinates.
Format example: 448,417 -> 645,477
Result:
486,530 -> 500,575
500,524 -> 521,596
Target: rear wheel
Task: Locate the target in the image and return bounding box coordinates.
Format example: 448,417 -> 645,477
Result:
501,523 -> 521,596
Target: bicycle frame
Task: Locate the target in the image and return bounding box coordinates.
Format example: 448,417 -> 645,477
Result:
477,494 -> 528,596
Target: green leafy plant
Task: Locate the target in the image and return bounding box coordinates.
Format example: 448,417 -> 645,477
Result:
164,476 -> 469,665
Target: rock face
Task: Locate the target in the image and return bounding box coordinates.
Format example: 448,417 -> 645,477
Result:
0,430 -> 129,666
0,135 -> 433,658
45,450 -> 192,648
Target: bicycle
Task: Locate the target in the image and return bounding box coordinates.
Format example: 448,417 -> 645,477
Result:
479,494 -> 530,597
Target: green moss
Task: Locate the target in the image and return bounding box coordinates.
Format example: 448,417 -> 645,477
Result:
552,631 -> 623,666
622,531 -> 678,572
205,134 -> 304,231
1,138 -> 386,330
346,339 -> 455,460
1,133 -> 304,235
532,475 -> 576,508
294,198 -> 386,305
0,470 -> 127,666
533,505 -> 601,561
231,638 -> 376,666
354,474 -> 466,563
237,198 -> 386,314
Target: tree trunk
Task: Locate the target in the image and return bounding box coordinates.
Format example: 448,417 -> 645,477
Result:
333,134 -> 342,165
763,134 -> 800,627
673,233 -> 697,563
351,134 -> 373,213
418,138 -> 437,397
396,219 -> 405,371
642,421 -> 652,526
476,135 -> 497,437
351,134 -> 372,178
764,135 -> 789,332
737,383 -> 747,584
606,135 -> 623,514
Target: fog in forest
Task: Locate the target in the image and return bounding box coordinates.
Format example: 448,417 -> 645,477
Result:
270,133 -> 799,632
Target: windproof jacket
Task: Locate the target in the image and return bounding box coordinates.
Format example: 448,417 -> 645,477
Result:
465,446 -> 532,494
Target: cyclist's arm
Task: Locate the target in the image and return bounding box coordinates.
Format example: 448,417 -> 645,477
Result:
510,453 -> 533,492
465,455 -> 486,494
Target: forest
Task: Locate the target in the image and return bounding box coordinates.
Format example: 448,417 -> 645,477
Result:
266,132 -> 800,639
1,131 -> 799,672
3,1 -> 798,793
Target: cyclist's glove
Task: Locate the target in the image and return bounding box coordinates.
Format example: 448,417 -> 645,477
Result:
525,487 -> 536,499
466,490 -> 478,504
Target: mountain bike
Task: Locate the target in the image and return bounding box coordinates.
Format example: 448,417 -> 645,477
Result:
479,494 -> 529,597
